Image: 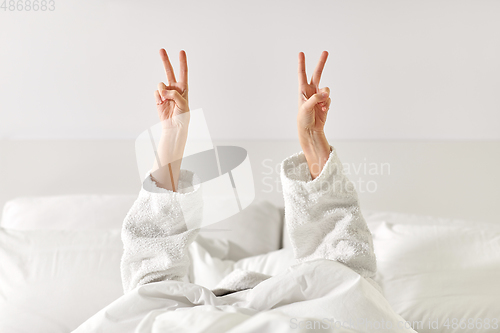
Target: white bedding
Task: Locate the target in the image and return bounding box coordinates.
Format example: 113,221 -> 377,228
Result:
72,259 -> 415,333
1,195 -> 499,333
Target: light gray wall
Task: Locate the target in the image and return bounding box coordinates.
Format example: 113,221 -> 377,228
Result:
1,140 -> 499,224
1,0 -> 499,140
1,2 -> 499,223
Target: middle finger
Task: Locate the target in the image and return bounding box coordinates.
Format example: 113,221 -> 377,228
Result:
160,49 -> 177,84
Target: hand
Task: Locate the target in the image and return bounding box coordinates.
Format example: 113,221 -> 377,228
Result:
297,51 -> 332,179
151,49 -> 190,191
154,49 -> 190,130
297,51 -> 331,134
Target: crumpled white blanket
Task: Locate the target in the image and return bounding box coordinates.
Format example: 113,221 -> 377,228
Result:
73,259 -> 416,333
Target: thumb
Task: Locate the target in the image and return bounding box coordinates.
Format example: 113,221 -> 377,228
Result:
301,90 -> 329,112
161,89 -> 189,112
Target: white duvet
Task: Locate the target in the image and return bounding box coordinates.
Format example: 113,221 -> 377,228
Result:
73,259 -> 416,333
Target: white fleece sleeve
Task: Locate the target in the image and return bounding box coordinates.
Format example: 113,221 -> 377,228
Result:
120,169 -> 203,294
280,146 -> 377,279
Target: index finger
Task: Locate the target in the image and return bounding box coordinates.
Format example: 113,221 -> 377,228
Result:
310,51 -> 329,88
298,52 -> 308,87
159,48 -> 177,84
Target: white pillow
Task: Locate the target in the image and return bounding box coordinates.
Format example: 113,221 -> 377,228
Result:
1,196 -> 283,261
198,199 -> 283,261
1,195 -> 283,258
0,227 -> 124,333
0,194 -> 137,230
363,209 -> 497,229
234,247 -> 295,276
372,221 -> 500,333
0,226 -> 282,332
283,209 -> 498,250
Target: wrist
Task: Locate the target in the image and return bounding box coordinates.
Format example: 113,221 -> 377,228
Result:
159,127 -> 188,154
299,129 -> 329,155
151,127 -> 188,192
298,129 -> 331,179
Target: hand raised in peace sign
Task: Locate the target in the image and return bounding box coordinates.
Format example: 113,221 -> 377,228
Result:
154,49 -> 190,130
297,51 -> 331,134
296,51 -> 332,179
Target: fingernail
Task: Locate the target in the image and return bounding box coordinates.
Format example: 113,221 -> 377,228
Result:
322,92 -> 328,97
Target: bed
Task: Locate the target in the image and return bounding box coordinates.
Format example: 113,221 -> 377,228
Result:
0,140 -> 499,332
0,194 -> 499,333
